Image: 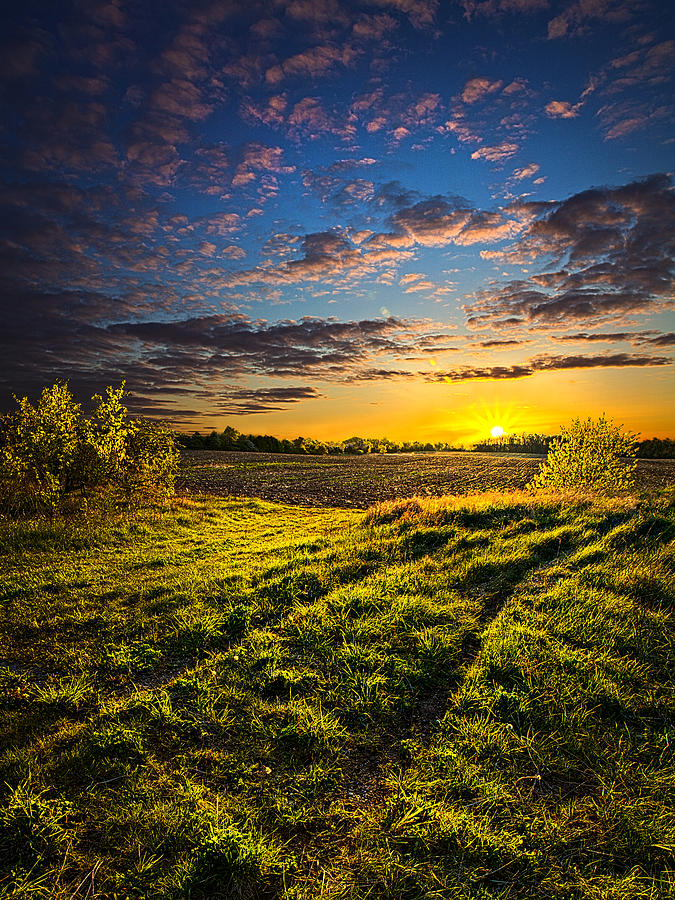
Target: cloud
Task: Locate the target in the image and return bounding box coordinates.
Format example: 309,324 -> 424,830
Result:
429,352 -> 672,382
0,29 -> 51,80
476,338 -> 528,348
454,211 -> 524,244
471,142 -> 519,161
548,330 -> 675,348
288,96 -> 344,139
550,330 -> 657,344
20,99 -> 119,174
214,385 -> 322,415
545,99 -> 581,118
597,98 -> 671,141
352,13 -> 399,40
364,0 -> 439,29
391,197 -> 473,245
349,88 -> 444,141
461,76 -> 503,104
150,78 -> 214,121
222,245 -> 246,259
512,163 -> 540,180
106,313 -> 449,381
231,143 -> 295,188
459,0 -> 549,20
240,94 -> 288,129
225,229 -> 393,286
187,142 -> 230,194
196,212 -> 242,236
645,332 -> 675,347
469,174 -> 675,329
0,272 -> 454,412
302,168 -> 375,205
548,0 -> 634,40
283,0 -> 352,27
265,43 -> 360,85
607,39 -> 675,88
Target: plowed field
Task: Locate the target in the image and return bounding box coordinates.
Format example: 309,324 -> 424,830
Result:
178,450 -> 675,507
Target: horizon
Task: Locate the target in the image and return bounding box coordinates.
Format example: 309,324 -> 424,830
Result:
174,415 -> 674,448
1,0 -> 673,441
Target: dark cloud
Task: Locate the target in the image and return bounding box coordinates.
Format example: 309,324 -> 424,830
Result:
341,367 -> 417,381
469,174 -> 675,328
645,332 -> 675,347
550,330 -> 658,344
476,339 -> 528,348
428,352 -> 672,382
0,281 -> 447,412
212,385 -> 322,415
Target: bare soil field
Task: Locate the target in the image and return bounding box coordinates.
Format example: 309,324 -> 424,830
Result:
178,450 -> 675,508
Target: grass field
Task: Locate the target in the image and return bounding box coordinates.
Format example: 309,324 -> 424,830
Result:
1,482 -> 674,898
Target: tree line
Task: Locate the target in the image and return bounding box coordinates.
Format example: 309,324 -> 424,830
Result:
473,432 -> 675,458
180,427 -> 675,458
177,428 -> 465,455
473,433 -> 554,454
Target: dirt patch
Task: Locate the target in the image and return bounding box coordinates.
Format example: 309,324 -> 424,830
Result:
177,451 -> 675,509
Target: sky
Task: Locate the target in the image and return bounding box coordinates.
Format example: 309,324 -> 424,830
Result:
1,0 -> 674,444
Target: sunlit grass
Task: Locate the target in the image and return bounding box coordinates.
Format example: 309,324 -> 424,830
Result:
0,492 -> 673,898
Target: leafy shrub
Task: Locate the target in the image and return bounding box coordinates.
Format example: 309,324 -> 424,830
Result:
0,381 -> 179,515
529,415 -> 637,494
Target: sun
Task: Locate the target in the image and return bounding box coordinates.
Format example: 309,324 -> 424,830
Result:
490,425 -> 506,438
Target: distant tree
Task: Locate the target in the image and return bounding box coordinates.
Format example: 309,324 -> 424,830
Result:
473,433 -> 552,454
637,437 -> 675,459
220,426 -> 241,450
176,431 -> 204,450
343,437 -> 371,454
204,430 -> 221,450
528,415 -> 637,494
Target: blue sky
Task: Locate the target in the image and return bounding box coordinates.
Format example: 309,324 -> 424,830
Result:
1,0 -> 673,440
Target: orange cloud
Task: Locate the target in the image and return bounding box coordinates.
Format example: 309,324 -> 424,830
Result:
471,142 -> 518,161
461,76 -> 503,104
545,99 -> 581,118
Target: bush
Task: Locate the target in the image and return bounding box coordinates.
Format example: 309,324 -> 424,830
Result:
0,381 -> 179,515
528,414 -> 637,495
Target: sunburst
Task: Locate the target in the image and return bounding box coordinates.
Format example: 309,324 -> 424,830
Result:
462,401 -> 523,444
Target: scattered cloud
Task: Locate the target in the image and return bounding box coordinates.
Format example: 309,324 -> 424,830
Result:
545,99 -> 582,118
266,43 -> 360,85
461,77 -> 503,104
459,0 -> 549,21
364,0 -> 439,29
512,162 -> 540,180
548,0 -> 635,40
471,142 -> 519,161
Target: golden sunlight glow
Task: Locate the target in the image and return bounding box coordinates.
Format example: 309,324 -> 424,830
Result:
450,399 -> 525,446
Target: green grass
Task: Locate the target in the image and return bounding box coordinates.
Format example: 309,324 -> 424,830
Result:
0,492 -> 673,898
